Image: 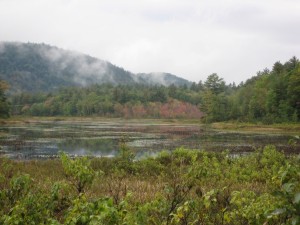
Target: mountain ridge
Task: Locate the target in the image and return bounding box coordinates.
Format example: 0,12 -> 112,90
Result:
0,42 -> 191,93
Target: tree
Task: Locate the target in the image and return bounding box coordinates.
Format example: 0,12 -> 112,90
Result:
204,73 -> 225,94
150,86 -> 168,103
201,74 -> 228,122
284,56 -> 299,72
0,80 -> 10,118
287,65 -> 300,120
272,61 -> 284,74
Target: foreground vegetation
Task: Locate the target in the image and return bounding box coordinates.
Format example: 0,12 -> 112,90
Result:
0,145 -> 299,224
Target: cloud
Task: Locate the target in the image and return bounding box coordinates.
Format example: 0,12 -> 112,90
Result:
36,44 -> 110,85
0,0 -> 299,84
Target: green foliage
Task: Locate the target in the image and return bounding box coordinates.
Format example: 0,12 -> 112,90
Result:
268,161 -> 300,224
198,57 -> 300,123
114,139 -> 136,174
7,174 -> 31,205
64,195 -> 120,225
10,84 -> 203,118
48,181 -> 73,217
0,146 -> 299,224
226,191 -> 278,224
228,57 -> 300,123
2,192 -> 57,225
204,73 -> 226,94
60,152 -> 99,193
0,80 -> 10,118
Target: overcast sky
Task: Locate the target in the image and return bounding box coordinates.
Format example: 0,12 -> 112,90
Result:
0,0 -> 299,83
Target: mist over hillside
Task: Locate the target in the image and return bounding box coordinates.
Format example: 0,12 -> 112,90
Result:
0,42 -> 190,93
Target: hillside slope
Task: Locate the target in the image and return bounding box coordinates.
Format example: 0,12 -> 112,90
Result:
0,42 -> 190,93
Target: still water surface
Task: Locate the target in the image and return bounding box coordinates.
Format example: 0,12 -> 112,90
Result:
0,120 -> 298,159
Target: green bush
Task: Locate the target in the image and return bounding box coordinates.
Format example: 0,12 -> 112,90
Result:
60,152 -> 99,194
0,146 -> 299,224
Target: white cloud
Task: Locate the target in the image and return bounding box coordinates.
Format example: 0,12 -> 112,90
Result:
0,0 -> 299,84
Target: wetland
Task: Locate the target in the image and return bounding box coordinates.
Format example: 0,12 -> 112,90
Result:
0,118 -> 299,159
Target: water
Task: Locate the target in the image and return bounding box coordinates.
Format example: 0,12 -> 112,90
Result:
0,120 -> 298,159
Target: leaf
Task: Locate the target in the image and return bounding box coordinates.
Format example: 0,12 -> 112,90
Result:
272,190 -> 284,197
223,213 -> 231,223
292,216 -> 300,225
294,193 -> 300,204
270,208 -> 286,216
282,183 -> 294,194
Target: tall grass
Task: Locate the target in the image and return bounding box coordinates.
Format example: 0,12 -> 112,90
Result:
0,146 -> 299,224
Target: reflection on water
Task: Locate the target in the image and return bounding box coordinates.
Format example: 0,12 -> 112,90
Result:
0,120 -> 298,159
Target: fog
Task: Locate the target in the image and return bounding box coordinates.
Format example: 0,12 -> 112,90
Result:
0,0 -> 300,83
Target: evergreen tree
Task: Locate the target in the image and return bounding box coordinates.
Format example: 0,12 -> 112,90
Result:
0,80 -> 10,118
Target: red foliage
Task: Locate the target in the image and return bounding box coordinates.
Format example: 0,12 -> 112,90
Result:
113,100 -> 203,119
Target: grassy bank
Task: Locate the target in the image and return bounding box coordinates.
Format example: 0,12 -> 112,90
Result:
2,116 -> 300,129
0,146 -> 299,224
0,116 -> 201,125
210,122 -> 300,134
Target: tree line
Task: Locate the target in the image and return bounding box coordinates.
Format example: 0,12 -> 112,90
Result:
0,80 -> 10,118
1,57 -> 300,123
9,84 -> 203,119
200,56 -> 299,123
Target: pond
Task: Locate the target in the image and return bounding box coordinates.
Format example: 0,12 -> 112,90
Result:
0,119 -> 299,159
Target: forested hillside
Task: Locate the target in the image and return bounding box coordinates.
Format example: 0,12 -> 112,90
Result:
5,55 -> 300,123
196,56 -> 300,123
0,42 -> 190,93
10,84 -> 203,119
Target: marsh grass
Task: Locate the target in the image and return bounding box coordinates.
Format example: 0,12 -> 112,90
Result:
0,146 -> 299,224
211,122 -> 300,133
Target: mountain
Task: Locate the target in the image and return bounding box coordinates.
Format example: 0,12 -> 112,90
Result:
136,73 -> 190,86
0,42 -> 191,93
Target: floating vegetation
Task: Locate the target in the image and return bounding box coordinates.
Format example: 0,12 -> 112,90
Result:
0,120 -> 299,159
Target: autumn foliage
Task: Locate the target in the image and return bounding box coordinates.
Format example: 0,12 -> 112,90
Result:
114,100 -> 203,119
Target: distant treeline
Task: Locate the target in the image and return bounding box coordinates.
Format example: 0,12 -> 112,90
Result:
199,56 -> 300,123
10,84 -> 203,119
0,80 -> 10,118
2,57 -> 300,123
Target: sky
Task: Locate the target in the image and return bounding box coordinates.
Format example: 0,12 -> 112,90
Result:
0,0 -> 300,84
